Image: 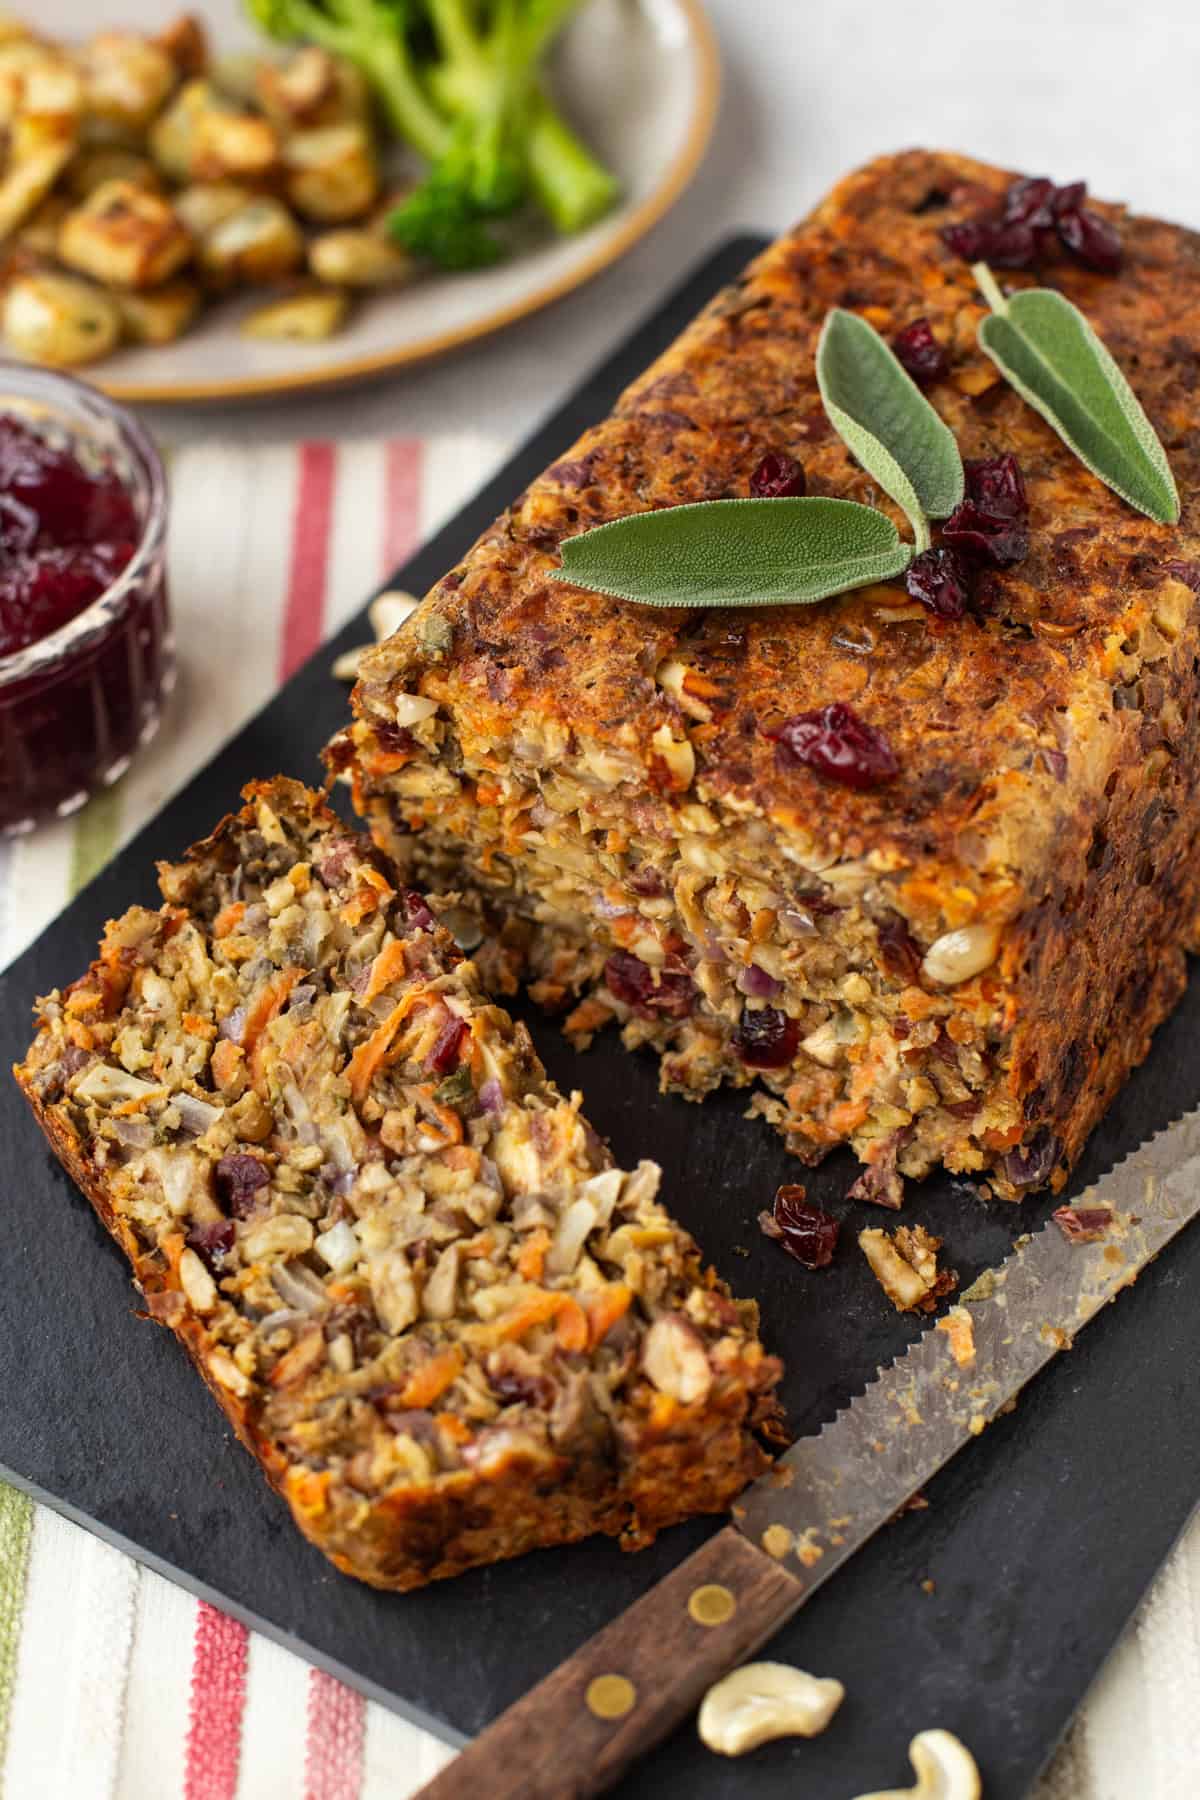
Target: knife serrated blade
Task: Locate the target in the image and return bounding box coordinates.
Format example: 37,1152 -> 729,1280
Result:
417,1109 -> 1200,1800
734,1106 -> 1200,1574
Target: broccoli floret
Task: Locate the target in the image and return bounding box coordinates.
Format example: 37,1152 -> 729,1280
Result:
526,86 -> 620,233
245,0 -> 620,269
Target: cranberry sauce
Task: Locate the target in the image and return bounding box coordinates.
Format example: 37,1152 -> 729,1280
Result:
0,417 -> 138,656
0,378 -> 171,836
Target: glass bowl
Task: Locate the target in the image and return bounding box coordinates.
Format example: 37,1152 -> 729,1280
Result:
0,364 -> 173,837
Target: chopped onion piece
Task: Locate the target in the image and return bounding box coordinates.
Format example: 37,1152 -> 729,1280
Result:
315,1219 -> 361,1275
547,1199 -> 598,1275
74,1064 -> 162,1107
272,1260 -> 329,1312
175,1092 -> 225,1136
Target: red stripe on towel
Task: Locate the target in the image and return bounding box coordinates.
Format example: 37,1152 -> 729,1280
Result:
304,1667 -> 366,1800
183,1603 -> 249,1800
279,442 -> 337,682
381,439 -> 423,575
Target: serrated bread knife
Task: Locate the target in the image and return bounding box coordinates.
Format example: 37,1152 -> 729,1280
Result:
416,1111 -> 1200,1800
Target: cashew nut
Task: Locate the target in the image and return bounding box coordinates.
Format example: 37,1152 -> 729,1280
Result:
331,589 -> 421,680
697,1661 -> 844,1756
852,1728 -> 981,1800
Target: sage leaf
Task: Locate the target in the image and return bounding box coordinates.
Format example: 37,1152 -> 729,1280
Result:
552,496 -> 911,609
816,309 -> 964,551
973,263 -> 1179,525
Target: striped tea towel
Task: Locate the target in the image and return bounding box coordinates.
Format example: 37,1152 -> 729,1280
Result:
0,433 -> 1196,1799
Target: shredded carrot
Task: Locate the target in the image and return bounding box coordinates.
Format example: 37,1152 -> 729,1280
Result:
213,901 -> 246,939
112,1086 -> 168,1116
183,1012 -> 217,1041
288,1468 -> 331,1518
345,996 -> 424,1105
65,987 -> 103,1017
160,1231 -> 185,1275
365,749 -> 413,777
648,1392 -> 678,1432
982,1124 -> 1023,1150
361,939 -> 410,1006
340,864 -> 395,927
555,1299 -> 588,1354
496,1291 -> 565,1342
243,967 -> 300,1056
65,1019 -> 95,1051
433,1412 -> 472,1445
516,1228 -> 550,1282
829,1099 -> 870,1135
586,1283 -> 632,1348
399,1347 -> 464,1409
210,1039 -> 244,1093
325,1280 -> 365,1304
244,967 -> 302,1091
413,1088 -> 464,1147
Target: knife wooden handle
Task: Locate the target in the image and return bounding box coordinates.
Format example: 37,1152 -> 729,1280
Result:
413,1525 -> 804,1800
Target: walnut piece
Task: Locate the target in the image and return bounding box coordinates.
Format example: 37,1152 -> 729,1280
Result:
859,1224 -> 957,1314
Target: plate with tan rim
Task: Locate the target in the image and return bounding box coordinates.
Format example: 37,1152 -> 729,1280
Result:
28,0 -> 719,403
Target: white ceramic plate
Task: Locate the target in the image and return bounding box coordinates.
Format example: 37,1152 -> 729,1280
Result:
32,0 -> 719,402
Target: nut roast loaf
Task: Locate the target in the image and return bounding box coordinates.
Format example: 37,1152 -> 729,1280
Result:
333,149 -> 1200,1205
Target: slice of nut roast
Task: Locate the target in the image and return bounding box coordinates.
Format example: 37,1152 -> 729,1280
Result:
14,780 -> 780,1591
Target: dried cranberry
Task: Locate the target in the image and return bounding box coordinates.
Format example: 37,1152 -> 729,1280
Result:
942,460 -> 1030,569
905,546 -> 972,618
547,457 -> 597,489
942,504 -> 1029,568
749,452 -> 807,498
766,703 -> 899,789
627,864 -> 664,898
1002,176 -> 1058,228
372,721 -> 415,756
1056,206 -> 1123,274
966,453 -> 1027,519
490,1369 -> 555,1408
847,1159 -> 904,1209
604,950 -> 696,1019
1053,180 -> 1088,215
399,889 -> 435,932
185,1219 -> 236,1272
316,839 -> 355,891
213,1152 -> 270,1218
891,318 -> 948,385
876,913 -> 923,982
759,1184 -> 839,1268
732,1004 -> 799,1069
426,1013 -> 467,1074
1002,1129 -> 1061,1190
941,178 -> 1120,279
1053,1205 -> 1111,1243
941,218 -> 1038,269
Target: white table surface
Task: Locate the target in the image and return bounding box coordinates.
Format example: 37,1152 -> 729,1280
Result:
71,3 -> 1200,1792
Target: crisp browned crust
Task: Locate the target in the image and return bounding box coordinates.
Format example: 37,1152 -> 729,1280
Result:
335,149 -> 1200,1202
14,780 -> 779,1592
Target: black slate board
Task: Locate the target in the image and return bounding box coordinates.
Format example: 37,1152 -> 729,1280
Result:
2,238 -> 1199,1800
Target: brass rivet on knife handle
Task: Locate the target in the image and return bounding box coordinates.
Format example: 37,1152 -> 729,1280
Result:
687,1583 -> 736,1626
585,1675 -> 636,1720
411,1524 -> 805,1800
